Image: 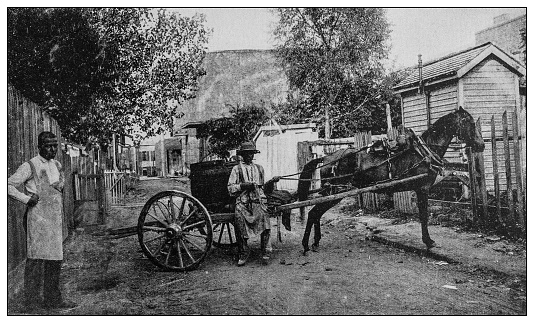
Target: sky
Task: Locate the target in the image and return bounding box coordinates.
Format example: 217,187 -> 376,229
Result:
174,7 -> 526,69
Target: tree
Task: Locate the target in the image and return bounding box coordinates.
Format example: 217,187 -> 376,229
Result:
8,8 -> 210,145
197,104 -> 269,159
272,8 -> 392,138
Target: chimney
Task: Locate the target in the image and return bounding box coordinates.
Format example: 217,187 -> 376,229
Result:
493,14 -> 510,25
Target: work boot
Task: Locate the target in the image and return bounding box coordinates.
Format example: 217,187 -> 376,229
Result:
237,239 -> 250,266
261,230 -> 272,265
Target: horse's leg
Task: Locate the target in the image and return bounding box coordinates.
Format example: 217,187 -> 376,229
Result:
310,200 -> 341,252
415,189 -> 436,249
301,207 -> 316,254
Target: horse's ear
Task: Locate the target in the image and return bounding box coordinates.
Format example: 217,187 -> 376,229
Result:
458,106 -> 465,111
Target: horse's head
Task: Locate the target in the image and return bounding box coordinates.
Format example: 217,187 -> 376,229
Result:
456,107 -> 485,152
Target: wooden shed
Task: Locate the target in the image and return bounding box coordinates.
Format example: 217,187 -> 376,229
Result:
393,42 -> 526,195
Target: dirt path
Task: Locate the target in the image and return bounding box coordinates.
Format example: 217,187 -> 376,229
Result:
9,178 -> 526,315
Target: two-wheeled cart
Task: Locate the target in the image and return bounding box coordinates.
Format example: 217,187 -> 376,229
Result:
108,159 -> 427,272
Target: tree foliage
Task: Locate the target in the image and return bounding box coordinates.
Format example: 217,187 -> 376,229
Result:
272,8 -> 397,137
197,104 -> 270,159
8,8 -> 210,145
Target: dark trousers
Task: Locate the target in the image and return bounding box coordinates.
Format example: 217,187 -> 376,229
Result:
24,258 -> 62,306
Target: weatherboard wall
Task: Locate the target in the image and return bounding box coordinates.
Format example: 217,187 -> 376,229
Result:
460,56 -> 523,192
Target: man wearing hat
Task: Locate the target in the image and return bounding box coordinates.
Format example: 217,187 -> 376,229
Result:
227,141 -> 280,266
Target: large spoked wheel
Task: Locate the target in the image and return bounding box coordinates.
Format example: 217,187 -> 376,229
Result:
212,219 -> 238,249
137,190 -> 213,271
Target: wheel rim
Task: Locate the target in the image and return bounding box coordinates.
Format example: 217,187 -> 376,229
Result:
138,191 -> 212,271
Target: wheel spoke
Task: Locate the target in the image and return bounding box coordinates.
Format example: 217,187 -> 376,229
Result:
152,238 -> 168,257
178,196 -> 187,218
182,236 -> 205,252
180,207 -> 199,226
144,233 -> 165,244
168,196 -> 176,222
154,201 -> 170,223
147,210 -> 170,229
164,241 -> 172,265
175,240 -> 184,268
181,239 -> 196,262
182,219 -> 205,231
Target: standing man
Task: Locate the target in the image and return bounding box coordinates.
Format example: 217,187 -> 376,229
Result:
227,141 -> 280,266
8,131 -> 76,312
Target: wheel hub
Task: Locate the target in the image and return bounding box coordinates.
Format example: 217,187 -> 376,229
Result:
166,223 -> 183,239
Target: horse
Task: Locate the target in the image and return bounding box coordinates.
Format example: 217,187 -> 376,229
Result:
297,107 -> 485,254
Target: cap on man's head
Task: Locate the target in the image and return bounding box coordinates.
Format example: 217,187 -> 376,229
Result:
237,141 -> 260,155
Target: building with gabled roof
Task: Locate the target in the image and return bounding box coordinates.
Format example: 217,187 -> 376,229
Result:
393,41 -> 525,194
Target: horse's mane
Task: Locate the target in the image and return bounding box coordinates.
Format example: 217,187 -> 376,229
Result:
421,109 -> 459,142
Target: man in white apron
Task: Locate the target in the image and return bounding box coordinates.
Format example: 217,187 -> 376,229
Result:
8,131 -> 76,311
227,141 -> 280,266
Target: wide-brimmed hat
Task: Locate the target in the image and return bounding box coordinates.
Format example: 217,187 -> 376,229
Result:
237,141 -> 260,155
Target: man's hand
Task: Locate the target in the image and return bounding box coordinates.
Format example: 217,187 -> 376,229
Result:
27,193 -> 39,207
240,182 -> 255,191
51,181 -> 63,192
271,176 -> 282,183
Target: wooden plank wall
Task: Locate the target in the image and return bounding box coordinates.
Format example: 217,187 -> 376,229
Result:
256,130 -> 318,191
7,85 -> 75,274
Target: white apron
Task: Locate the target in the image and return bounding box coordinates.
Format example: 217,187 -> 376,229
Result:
26,160 -> 64,260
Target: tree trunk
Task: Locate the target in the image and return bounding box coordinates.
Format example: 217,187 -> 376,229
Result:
325,104 -> 331,139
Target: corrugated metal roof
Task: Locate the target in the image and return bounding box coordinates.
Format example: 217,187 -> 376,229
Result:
394,42 -> 493,90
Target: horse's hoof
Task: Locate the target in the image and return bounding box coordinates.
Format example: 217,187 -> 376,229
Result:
302,247 -> 310,256
311,244 -> 319,252
425,240 -> 436,249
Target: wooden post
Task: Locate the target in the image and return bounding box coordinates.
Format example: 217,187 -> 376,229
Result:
512,108 -> 525,233
490,116 -> 503,225
475,118 -> 488,226
502,111 -> 515,226
385,103 -> 393,140
96,168 -> 106,224
467,147 -> 478,223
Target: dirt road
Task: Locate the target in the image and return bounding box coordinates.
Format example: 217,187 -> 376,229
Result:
9,178 -> 526,315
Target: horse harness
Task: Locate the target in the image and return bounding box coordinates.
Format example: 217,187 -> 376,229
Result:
283,133 -> 445,192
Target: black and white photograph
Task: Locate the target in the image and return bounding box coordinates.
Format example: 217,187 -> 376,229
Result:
5,6 -> 527,316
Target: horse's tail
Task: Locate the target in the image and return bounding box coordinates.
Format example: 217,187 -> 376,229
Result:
297,157 -> 323,201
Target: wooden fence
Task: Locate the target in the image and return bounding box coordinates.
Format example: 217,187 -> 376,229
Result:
105,171 -> 127,206
469,110 -> 526,233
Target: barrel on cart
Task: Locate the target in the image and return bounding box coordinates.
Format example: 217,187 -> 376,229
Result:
136,160 -> 239,272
